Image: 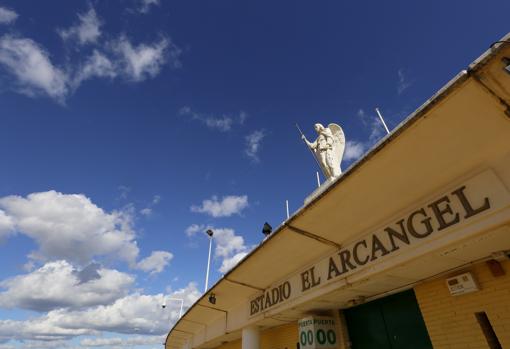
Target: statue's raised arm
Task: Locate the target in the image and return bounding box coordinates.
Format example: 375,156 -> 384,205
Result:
301,123 -> 345,181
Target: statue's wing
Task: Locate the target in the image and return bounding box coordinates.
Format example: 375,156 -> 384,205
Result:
328,123 -> 345,174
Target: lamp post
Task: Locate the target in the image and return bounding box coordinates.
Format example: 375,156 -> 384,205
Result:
204,229 -> 214,292
162,297 -> 184,318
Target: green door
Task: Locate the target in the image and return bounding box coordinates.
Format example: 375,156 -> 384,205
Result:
344,289 -> 432,349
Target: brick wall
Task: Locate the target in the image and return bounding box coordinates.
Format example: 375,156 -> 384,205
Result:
414,259 -> 510,348
216,323 -> 298,349
260,323 -> 298,349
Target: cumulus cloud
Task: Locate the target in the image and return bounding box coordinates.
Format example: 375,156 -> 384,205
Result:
80,335 -> 164,347
185,223 -> 203,236
135,251 -> 173,274
0,261 -> 134,312
0,7 -> 180,102
344,109 -> 387,162
212,228 -> 247,258
0,190 -> 140,265
245,130 -> 265,162
343,140 -> 366,161
73,50 -> 117,87
0,210 -> 14,240
0,7 -> 17,24
139,207 -> 152,216
0,318 -> 92,342
138,0 -> 160,14
219,251 -> 248,273
5,340 -> 69,349
0,283 -> 200,342
0,344 -> 15,349
191,195 -> 248,217
186,225 -> 251,273
0,35 -> 69,101
112,36 -> 177,82
179,106 -> 248,132
58,8 -> 102,45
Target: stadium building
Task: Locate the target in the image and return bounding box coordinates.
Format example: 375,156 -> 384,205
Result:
165,33 -> 510,349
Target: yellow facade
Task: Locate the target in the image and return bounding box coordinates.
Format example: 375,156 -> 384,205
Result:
166,34 -> 510,349
415,259 -> 510,348
260,323 -> 298,349
219,324 -> 298,349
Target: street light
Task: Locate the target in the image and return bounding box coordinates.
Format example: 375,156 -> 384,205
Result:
204,229 -> 214,292
262,222 -> 272,237
162,297 -> 184,318
208,293 -> 216,305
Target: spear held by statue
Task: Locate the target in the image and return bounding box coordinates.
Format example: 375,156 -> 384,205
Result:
296,123 -> 327,179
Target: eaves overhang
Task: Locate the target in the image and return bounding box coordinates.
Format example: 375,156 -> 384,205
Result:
165,32 -> 510,349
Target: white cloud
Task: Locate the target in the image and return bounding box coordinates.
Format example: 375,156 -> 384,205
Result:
212,228 -> 246,258
0,190 -> 139,265
73,50 -> 117,87
191,195 -> 248,217
139,207 -> 152,216
152,195 -> 161,204
0,210 -> 14,240
185,223 -> 203,236
0,7 -> 18,24
0,35 -> 68,101
0,24 -> 179,101
219,251 -> 248,273
0,318 -> 92,342
139,195 -> 162,217
0,261 -> 134,312
112,36 -> 176,82
186,225 -> 251,273
397,68 -> 412,95
0,344 -> 15,349
179,106 -> 248,132
204,116 -> 233,132
80,335 -> 164,347
179,106 -> 232,132
245,130 -> 265,162
58,8 -> 102,45
0,283 -> 200,342
135,251 -> 173,274
344,109 -> 387,162
343,140 -> 366,161
117,185 -> 131,200
8,340 -> 70,349
138,0 -> 160,14
239,111 -> 248,124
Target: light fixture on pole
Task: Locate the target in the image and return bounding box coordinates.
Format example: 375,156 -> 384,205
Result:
262,222 -> 272,237
208,293 -> 216,305
161,297 -> 184,318
204,229 -> 214,292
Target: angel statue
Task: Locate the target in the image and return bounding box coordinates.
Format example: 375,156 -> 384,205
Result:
300,123 -> 346,180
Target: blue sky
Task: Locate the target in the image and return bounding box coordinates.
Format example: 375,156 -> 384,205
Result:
0,0 -> 509,348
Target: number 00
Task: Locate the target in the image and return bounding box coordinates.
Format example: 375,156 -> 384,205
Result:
326,330 -> 336,344
300,329 -> 336,346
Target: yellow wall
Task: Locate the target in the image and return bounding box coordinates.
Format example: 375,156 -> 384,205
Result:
261,323 -> 298,349
219,339 -> 241,349
414,259 -> 510,348
216,323 -> 298,349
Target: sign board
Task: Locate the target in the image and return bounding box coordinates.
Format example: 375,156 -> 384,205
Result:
446,272 -> 479,296
298,317 -> 338,349
248,170 -> 509,317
